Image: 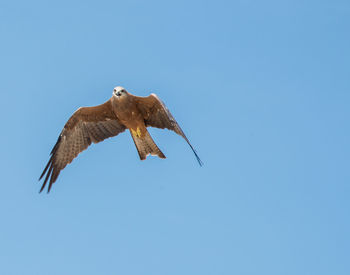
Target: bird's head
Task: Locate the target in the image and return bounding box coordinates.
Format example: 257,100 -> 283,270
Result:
113,86 -> 128,98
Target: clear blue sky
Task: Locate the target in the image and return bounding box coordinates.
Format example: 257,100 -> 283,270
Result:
0,0 -> 349,274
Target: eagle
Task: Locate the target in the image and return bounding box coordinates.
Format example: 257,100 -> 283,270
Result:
39,86 -> 203,193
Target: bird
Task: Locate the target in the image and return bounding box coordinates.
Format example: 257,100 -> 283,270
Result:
39,86 -> 203,193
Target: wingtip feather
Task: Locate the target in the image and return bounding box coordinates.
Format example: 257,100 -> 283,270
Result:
186,142 -> 203,167
193,150 -> 204,167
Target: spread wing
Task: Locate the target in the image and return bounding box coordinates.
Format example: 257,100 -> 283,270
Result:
135,94 -> 203,166
39,99 -> 126,193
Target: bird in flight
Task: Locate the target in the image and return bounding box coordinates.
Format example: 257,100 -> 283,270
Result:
39,86 -> 203,193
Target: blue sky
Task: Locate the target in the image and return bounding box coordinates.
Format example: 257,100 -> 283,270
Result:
0,0 -> 349,274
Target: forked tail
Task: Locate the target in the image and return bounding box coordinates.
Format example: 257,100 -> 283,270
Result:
130,129 -> 166,160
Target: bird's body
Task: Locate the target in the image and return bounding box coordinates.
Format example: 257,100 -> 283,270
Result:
112,91 -> 166,159
39,86 -> 202,193
112,92 -> 147,138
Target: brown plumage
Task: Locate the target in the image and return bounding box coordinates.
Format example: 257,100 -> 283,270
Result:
39,86 -> 202,193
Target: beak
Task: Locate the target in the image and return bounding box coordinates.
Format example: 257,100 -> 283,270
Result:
116,92 -> 122,96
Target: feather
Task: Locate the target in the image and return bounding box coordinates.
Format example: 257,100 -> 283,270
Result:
135,94 -> 203,166
39,100 -> 126,193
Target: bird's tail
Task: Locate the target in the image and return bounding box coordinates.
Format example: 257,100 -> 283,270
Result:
130,129 -> 166,160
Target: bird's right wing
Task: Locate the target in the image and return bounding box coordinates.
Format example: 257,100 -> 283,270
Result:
135,94 -> 203,166
39,99 -> 126,193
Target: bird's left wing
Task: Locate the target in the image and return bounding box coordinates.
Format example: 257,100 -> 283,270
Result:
39,99 -> 126,193
135,94 -> 203,166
